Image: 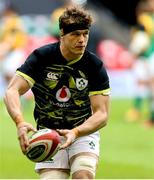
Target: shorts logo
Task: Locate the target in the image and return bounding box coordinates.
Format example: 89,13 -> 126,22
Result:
46,158 -> 54,163
56,86 -> 71,102
76,78 -> 88,90
89,141 -> 95,150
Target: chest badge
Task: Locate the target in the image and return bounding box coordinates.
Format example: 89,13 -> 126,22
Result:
56,86 -> 71,102
76,78 -> 88,90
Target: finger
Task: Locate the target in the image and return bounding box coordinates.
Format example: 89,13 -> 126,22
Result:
29,124 -> 37,132
17,127 -> 26,139
27,125 -> 37,133
57,129 -> 69,135
18,128 -> 29,151
22,134 -> 29,147
19,136 -> 27,154
60,138 -> 72,149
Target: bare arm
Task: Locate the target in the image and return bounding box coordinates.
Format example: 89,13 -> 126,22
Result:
58,94 -> 110,148
4,75 -> 30,123
4,75 -> 36,153
76,94 -> 110,136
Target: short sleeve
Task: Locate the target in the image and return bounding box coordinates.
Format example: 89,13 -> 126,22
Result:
16,49 -> 40,86
88,54 -> 111,96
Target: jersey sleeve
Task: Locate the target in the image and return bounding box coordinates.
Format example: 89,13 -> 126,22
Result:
16,49 -> 40,87
88,54 -> 111,96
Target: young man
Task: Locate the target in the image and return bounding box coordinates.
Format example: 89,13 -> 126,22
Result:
4,6 -> 110,179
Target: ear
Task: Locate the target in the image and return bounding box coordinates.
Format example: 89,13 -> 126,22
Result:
60,29 -> 64,37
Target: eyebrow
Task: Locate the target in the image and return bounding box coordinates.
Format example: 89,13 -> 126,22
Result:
71,29 -> 89,34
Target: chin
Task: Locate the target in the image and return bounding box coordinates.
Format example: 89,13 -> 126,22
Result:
76,52 -> 83,57
76,50 -> 84,55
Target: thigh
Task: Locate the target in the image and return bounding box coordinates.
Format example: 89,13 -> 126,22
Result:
68,131 -> 100,159
70,152 -> 99,179
68,131 -> 100,178
38,169 -> 70,179
35,148 -> 69,172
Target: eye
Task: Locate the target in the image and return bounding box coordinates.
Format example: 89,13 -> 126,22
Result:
71,31 -> 80,36
84,32 -> 89,36
70,30 -> 89,36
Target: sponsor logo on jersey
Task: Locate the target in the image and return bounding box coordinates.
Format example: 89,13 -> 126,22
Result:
56,86 -> 71,102
46,72 -> 60,81
76,78 -> 88,90
50,101 -> 71,107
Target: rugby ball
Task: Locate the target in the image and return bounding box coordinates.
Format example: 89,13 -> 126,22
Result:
26,128 -> 61,162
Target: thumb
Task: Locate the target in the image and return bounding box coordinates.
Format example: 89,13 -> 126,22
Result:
56,129 -> 69,136
27,124 -> 37,133
60,138 -> 72,149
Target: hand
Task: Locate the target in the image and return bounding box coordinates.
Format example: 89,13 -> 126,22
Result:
56,129 -> 78,149
17,122 -> 37,154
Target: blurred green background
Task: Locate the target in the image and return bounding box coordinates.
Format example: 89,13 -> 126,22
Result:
0,98 -> 154,179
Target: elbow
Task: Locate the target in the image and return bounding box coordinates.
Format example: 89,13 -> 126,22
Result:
101,111 -> 109,127
3,89 -> 10,105
3,88 -> 14,105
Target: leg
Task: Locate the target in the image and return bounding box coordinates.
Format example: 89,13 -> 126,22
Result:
35,142 -> 70,179
126,59 -> 149,122
144,91 -> 154,128
70,152 -> 98,179
38,168 -> 70,179
72,170 -> 93,179
68,131 -> 100,179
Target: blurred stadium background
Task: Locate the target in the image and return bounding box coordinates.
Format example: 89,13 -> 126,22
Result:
0,0 -> 154,179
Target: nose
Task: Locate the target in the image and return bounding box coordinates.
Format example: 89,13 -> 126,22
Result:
78,34 -> 85,43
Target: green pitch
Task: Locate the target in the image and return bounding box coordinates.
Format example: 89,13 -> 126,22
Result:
0,98 -> 154,179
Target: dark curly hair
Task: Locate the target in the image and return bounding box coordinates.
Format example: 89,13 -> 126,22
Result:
59,6 -> 92,31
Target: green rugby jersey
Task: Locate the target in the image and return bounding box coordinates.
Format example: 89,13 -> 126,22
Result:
16,42 -> 110,129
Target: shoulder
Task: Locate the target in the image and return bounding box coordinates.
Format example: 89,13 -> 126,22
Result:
33,42 -> 59,57
25,42 -> 59,66
84,50 -> 104,69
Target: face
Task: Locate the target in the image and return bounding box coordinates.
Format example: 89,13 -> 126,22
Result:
60,29 -> 89,59
148,0 -> 154,11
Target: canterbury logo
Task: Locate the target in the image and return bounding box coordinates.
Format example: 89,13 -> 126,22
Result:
46,72 -> 60,80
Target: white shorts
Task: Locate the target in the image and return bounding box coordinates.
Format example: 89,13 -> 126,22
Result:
35,131 -> 100,171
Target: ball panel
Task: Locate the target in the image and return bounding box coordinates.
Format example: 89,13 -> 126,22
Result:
40,130 -> 61,161
26,128 -> 61,162
26,140 -> 53,162
29,130 -> 60,144
44,139 -> 61,160
29,129 -> 53,141
27,144 -> 46,159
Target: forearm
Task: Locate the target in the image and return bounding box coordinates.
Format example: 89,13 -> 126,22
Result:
74,110 -> 108,137
4,88 -> 24,126
4,89 -> 37,154
58,110 -> 108,149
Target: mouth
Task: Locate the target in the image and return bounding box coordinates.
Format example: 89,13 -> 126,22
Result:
75,46 -> 85,49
